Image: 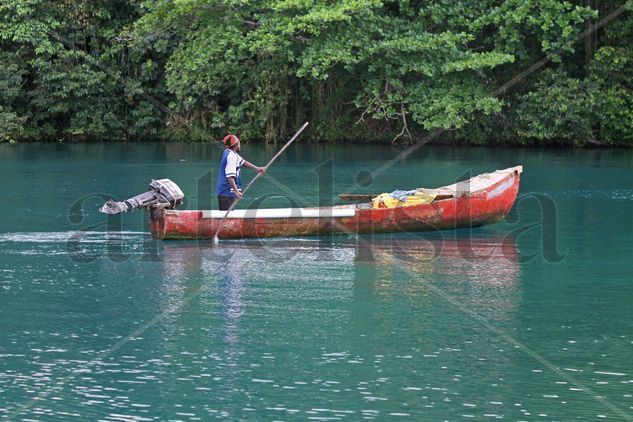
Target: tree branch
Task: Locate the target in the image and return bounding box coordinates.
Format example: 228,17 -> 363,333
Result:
392,101 -> 412,144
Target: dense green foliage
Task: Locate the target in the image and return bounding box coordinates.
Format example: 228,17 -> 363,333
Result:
1,0 -> 632,145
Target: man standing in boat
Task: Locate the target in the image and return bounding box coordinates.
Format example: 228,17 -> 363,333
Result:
216,134 -> 264,210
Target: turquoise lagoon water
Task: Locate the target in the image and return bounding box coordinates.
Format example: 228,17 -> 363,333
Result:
0,143 -> 632,420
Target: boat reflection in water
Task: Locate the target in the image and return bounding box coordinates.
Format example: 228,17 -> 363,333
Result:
351,232 -> 519,285
157,232 -> 521,339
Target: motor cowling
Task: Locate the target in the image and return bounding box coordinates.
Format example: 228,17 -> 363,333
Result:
99,179 -> 184,215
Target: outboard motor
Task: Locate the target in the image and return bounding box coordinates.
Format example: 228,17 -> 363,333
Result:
99,179 -> 184,215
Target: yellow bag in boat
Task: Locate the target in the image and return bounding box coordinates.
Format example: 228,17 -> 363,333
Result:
372,191 -> 436,209
413,190 -> 436,204
372,193 -> 401,209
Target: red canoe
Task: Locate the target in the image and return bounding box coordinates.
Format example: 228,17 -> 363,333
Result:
150,166 -> 523,240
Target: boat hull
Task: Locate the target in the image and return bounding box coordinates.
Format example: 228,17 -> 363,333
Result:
150,167 -> 522,240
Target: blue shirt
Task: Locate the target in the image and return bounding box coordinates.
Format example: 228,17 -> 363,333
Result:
215,149 -> 245,196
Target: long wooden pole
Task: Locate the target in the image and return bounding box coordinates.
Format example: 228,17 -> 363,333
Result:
212,122 -> 309,243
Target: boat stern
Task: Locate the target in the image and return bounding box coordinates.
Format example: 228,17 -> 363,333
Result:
149,208 -> 166,240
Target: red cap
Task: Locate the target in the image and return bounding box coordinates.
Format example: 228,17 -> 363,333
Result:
223,134 -> 240,148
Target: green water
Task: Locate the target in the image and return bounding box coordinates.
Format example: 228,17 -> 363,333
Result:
1,143 -> 633,421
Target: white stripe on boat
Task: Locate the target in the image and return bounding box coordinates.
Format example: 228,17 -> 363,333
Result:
488,177 -> 515,199
201,208 -> 357,219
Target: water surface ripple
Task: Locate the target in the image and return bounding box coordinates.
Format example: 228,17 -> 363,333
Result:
1,144 -> 633,420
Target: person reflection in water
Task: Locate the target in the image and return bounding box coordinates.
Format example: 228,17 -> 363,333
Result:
218,255 -> 244,345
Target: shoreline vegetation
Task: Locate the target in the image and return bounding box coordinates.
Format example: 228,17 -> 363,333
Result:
1,1 -> 633,147
2,136 -> 631,148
